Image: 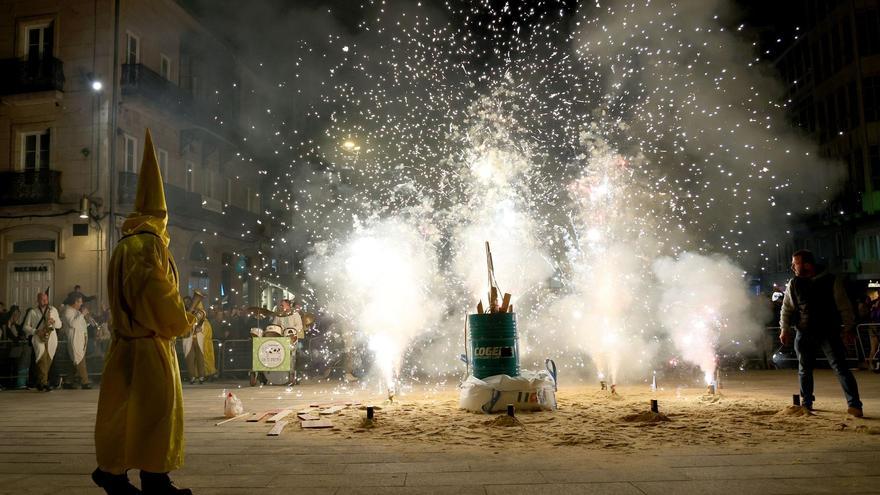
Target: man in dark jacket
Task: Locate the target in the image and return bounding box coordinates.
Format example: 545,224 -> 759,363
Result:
779,249 -> 863,417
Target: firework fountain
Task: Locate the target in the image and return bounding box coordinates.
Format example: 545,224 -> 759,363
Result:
271,0 -> 845,393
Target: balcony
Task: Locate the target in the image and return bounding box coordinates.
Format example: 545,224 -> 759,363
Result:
121,64 -> 195,117
0,170 -> 62,206
0,57 -> 64,98
117,171 -> 259,236
121,64 -> 241,146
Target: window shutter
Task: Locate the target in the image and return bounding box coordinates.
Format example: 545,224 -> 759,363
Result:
44,21 -> 54,58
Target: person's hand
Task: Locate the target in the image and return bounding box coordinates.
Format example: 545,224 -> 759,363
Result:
779,329 -> 793,346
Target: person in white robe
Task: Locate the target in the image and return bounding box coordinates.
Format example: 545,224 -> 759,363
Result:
61,294 -> 91,389
272,299 -> 303,383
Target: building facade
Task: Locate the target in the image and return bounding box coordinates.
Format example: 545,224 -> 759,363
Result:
766,0 -> 880,286
0,0 -> 266,310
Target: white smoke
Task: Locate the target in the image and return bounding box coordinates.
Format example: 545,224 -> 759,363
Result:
305,216 -> 443,391
653,252 -> 766,383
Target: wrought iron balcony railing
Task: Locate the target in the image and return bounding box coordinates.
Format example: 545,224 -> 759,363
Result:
0,56 -> 65,95
117,171 -> 259,233
0,170 -> 62,205
121,63 -> 195,116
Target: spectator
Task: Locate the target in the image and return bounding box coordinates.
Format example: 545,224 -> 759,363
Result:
93,305 -> 112,358
779,249 -> 863,417
2,306 -> 30,389
868,295 -> 880,372
66,285 -> 96,305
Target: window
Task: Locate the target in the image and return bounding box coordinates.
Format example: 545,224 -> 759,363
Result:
849,81 -> 859,129
842,16 -> 854,66
157,148 -> 169,181
21,130 -> 50,171
13,239 -> 56,253
857,235 -> 880,261
852,146 -> 865,193
870,145 -> 880,191
835,86 -> 847,133
124,134 -> 137,173
864,77 -> 880,123
186,161 -> 195,192
857,9 -> 880,56
160,54 -> 171,81
126,32 -> 139,64
206,170 -> 215,198
22,22 -> 53,60
247,187 -> 260,213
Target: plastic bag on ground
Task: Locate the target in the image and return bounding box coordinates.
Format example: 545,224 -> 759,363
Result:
459,369 -> 557,413
224,392 -> 244,417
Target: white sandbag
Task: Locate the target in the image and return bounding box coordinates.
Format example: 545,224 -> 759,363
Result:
224,392 -> 244,417
459,369 -> 557,413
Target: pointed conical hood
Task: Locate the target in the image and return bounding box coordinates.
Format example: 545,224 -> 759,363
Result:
121,129 -> 170,245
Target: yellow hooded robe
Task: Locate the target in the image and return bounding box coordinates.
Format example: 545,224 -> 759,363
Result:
195,298 -> 217,377
95,129 -> 196,474
182,297 -> 216,378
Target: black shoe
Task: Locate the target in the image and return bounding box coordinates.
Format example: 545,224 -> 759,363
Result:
189,377 -> 196,385
140,471 -> 191,495
81,383 -> 92,390
92,468 -> 141,494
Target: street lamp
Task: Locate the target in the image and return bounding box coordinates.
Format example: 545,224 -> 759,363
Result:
91,80 -> 103,92
79,195 -> 90,219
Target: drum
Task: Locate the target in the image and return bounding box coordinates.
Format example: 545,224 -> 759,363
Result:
249,327 -> 263,338
263,371 -> 292,385
264,324 -> 283,337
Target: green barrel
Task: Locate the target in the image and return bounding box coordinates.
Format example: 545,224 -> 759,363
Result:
468,312 -> 519,379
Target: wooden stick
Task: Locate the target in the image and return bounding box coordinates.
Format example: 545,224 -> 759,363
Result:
267,420 -> 289,436
476,300 -> 484,314
489,287 -> 498,313
247,409 -> 281,422
214,413 -> 249,426
464,314 -> 469,376
266,409 -> 294,423
319,405 -> 346,415
486,241 -> 494,293
301,419 -> 333,429
500,293 -> 511,312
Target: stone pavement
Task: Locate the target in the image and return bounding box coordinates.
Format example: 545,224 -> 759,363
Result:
1,370 -> 878,495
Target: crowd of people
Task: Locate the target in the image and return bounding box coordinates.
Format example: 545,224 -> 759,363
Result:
0,285 -> 111,391
0,286 -> 363,390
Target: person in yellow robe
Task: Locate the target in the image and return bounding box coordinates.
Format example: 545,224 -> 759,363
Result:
181,296 -> 216,383
203,308 -> 216,378
92,129 -> 196,495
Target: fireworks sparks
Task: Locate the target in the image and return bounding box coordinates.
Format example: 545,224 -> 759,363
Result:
197,0 -> 842,388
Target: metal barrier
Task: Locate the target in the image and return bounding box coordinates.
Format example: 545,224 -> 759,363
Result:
768,325 -> 868,368
214,339 -> 252,377
856,323 -> 879,364
0,338 -> 108,384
